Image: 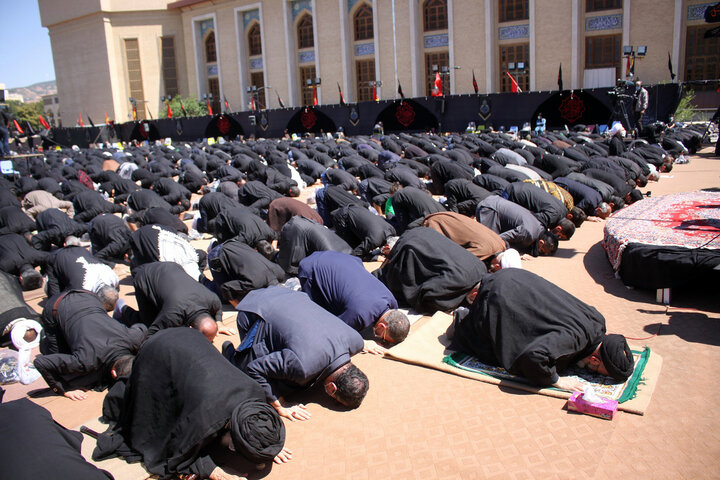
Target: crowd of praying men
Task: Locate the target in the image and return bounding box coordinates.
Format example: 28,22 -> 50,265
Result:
0,120 -> 703,479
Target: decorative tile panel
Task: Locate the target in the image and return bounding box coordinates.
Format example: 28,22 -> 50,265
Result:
249,58 -> 263,70
585,14 -> 622,31
424,34 -> 449,48
688,3 -> 716,20
291,0 -> 312,20
207,64 -> 218,76
243,9 -> 260,29
298,50 -> 315,63
354,43 -> 375,56
348,0 -> 361,12
498,25 -> 529,40
199,19 -> 214,38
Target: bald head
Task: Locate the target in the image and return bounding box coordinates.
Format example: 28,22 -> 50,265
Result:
190,314 -> 218,342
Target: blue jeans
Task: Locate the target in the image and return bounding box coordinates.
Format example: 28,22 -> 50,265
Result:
0,126 -> 9,156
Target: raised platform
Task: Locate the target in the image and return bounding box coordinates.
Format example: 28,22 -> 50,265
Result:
602,189 -> 720,289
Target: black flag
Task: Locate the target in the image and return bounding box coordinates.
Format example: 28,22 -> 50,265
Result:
398,83 -> 405,100
704,25 -> 720,38
667,52 -> 676,81
704,2 -> 720,23
86,114 -> 96,128
558,63 -> 563,92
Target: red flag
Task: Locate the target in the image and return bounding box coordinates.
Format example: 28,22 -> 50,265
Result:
337,82 -> 345,105
472,69 -> 479,94
625,55 -> 632,77
505,72 -> 520,93
167,103 -> 173,119
224,96 -> 230,112
206,98 -> 213,116
131,106 -> 137,121
251,96 -> 256,111
78,114 -> 84,127
372,84 -> 378,102
39,115 -> 51,129
105,112 -> 110,125
180,101 -> 187,117
432,72 -> 443,96
13,119 -> 24,134
312,86 -> 318,106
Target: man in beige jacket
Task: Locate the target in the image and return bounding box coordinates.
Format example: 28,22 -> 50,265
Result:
22,190 -> 75,218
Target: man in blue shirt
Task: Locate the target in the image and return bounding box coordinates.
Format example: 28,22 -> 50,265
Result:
224,286 -> 370,421
298,251 -> 409,346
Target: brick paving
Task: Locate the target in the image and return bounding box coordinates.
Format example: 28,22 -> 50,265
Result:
3,148 -> 719,480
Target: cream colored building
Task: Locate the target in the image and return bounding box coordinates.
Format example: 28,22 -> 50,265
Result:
41,94 -> 61,126
39,0 -> 719,122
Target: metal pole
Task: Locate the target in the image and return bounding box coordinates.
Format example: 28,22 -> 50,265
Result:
392,0 -> 398,98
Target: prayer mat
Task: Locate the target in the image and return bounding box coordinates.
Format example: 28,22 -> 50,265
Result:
386,312 -> 662,415
444,347 -> 649,403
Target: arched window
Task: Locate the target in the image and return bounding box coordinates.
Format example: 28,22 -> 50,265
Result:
423,0 -> 447,32
248,23 -> 262,57
297,14 -> 314,49
354,4 -> 374,41
205,31 -> 217,63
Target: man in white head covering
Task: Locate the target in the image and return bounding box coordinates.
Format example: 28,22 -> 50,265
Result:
0,270 -> 41,347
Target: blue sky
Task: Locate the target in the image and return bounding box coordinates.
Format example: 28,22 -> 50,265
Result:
0,1 -> 55,89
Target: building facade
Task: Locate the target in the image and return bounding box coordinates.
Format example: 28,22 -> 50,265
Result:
39,0 -> 719,123
41,94 -> 61,126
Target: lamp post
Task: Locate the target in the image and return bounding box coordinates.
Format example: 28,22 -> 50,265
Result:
129,97 -> 138,121
305,77 -> 321,106
202,93 -> 214,115
160,96 -> 172,118
431,65 -> 459,96
369,80 -> 382,101
246,86 -> 259,111
623,45 -> 647,80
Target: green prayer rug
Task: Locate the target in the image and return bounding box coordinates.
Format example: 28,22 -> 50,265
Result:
443,347 -> 650,403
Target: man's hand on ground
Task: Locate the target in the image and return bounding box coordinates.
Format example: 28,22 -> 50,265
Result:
271,400 -> 311,422
209,466 -> 246,480
553,377 -> 585,392
586,216 -> 603,222
273,447 -> 293,464
362,340 -> 388,356
64,389 -> 88,401
217,324 -> 236,336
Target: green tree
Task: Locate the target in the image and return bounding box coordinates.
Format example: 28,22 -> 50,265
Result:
158,94 -> 208,119
7,100 -> 44,131
673,88 -> 696,123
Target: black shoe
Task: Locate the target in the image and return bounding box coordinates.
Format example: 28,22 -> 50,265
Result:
222,341 -> 235,362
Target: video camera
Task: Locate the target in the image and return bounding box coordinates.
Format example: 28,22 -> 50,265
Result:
607,80 -> 635,99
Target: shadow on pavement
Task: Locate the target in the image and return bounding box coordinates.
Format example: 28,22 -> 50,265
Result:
641,311 -> 720,347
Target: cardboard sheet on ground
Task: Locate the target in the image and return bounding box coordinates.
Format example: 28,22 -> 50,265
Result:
397,307 -> 423,326
386,312 -> 662,415
75,418 -> 149,480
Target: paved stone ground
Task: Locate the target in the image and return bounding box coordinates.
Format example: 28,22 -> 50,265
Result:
3,147 -> 719,480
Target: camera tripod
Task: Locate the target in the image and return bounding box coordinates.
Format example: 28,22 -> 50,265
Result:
609,95 -> 633,134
